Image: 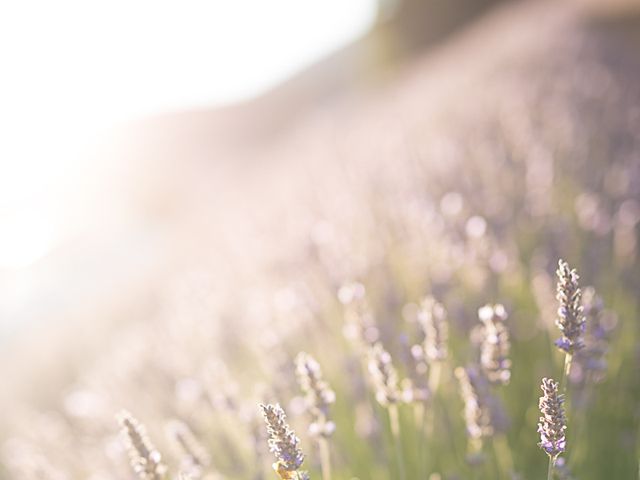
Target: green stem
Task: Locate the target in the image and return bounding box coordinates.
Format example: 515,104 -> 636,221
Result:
414,402 -> 427,478
547,456 -> 555,480
388,404 -> 406,480
559,354 -> 573,395
428,362 -> 443,398
438,388 -> 466,476
425,361 -> 442,446
493,434 -> 514,479
318,437 -> 331,480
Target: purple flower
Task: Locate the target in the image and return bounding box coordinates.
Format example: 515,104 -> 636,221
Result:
537,378 -> 567,460
554,337 -> 571,353
260,404 -> 305,472
554,260 -> 585,355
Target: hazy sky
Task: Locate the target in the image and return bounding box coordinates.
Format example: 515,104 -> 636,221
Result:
0,0 -> 377,270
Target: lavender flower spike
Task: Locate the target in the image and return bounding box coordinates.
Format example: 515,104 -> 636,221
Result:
537,378 -> 567,460
295,352 -> 336,437
417,296 -> 448,362
117,410 -> 167,480
165,419 -> 210,478
260,403 -> 308,480
555,259 -> 585,354
454,366 -> 495,441
478,304 -> 511,385
367,342 -> 401,407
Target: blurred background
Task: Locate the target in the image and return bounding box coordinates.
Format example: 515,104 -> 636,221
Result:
1,0 -> 640,478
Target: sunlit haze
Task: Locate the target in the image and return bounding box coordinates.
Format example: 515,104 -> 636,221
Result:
0,0 -> 377,270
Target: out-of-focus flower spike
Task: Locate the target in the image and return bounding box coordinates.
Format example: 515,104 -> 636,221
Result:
117,410 -> 167,480
367,342 -> 401,407
295,352 -> 336,437
417,296 -> 448,362
478,304 -> 511,385
165,420 -> 210,479
554,259 -> 585,354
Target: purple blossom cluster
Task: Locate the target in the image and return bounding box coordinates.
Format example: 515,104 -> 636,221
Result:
537,378 -> 567,460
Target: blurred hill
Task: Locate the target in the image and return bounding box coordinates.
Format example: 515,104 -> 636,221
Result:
114,0 -> 640,248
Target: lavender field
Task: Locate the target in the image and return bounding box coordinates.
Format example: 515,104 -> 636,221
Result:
1,1 -> 639,479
